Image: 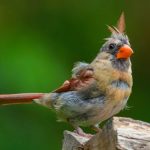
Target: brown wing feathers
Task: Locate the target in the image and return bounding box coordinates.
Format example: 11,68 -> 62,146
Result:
54,68 -> 94,93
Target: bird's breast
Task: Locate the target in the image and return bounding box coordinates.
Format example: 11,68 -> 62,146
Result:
107,79 -> 131,102
91,58 -> 132,94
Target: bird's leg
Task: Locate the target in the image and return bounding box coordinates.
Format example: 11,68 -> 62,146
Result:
91,124 -> 102,133
73,127 -> 93,138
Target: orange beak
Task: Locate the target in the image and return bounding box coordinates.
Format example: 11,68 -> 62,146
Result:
116,44 -> 133,59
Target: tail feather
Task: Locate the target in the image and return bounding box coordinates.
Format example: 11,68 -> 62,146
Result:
0,93 -> 44,105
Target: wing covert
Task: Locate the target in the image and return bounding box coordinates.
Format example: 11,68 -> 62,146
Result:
54,62 -> 95,93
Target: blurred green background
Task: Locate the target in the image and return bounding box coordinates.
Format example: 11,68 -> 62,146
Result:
0,0 -> 149,149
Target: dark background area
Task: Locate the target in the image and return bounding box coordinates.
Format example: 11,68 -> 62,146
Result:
0,0 -> 149,149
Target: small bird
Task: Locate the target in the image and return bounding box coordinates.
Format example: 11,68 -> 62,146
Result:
0,13 -> 133,136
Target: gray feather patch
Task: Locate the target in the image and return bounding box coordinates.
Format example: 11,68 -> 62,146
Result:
72,62 -> 89,77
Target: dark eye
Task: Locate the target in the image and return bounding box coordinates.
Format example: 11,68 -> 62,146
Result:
109,43 -> 116,50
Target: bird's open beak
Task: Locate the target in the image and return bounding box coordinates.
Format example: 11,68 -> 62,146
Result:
116,44 -> 133,59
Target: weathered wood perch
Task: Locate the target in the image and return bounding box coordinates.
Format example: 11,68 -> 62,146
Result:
62,117 -> 150,150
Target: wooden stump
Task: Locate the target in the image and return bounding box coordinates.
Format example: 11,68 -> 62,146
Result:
62,117 -> 150,150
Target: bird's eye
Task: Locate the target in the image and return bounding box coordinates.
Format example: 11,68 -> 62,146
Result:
109,43 -> 116,50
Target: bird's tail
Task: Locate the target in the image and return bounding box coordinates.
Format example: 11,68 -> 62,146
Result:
33,93 -> 54,108
0,93 -> 44,106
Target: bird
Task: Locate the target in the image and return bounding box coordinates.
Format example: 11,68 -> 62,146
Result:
0,13 -> 133,137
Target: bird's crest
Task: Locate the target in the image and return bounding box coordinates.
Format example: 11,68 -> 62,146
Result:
108,12 -> 125,34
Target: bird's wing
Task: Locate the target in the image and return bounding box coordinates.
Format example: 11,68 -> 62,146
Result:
53,62 -> 95,93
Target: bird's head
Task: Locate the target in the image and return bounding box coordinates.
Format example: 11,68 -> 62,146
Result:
101,13 -> 133,60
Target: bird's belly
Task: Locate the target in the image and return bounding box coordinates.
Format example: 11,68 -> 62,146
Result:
59,99 -> 127,127
71,86 -> 130,126
92,81 -> 131,124
96,97 -> 128,123
82,99 -> 128,126
55,78 -> 131,127
74,97 -> 128,127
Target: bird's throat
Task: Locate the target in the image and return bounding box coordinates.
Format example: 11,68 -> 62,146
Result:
111,58 -> 131,71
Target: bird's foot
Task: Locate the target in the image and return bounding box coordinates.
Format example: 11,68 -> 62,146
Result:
74,127 -> 93,139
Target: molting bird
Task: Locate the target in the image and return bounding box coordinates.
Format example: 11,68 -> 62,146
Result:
0,13 -> 133,136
